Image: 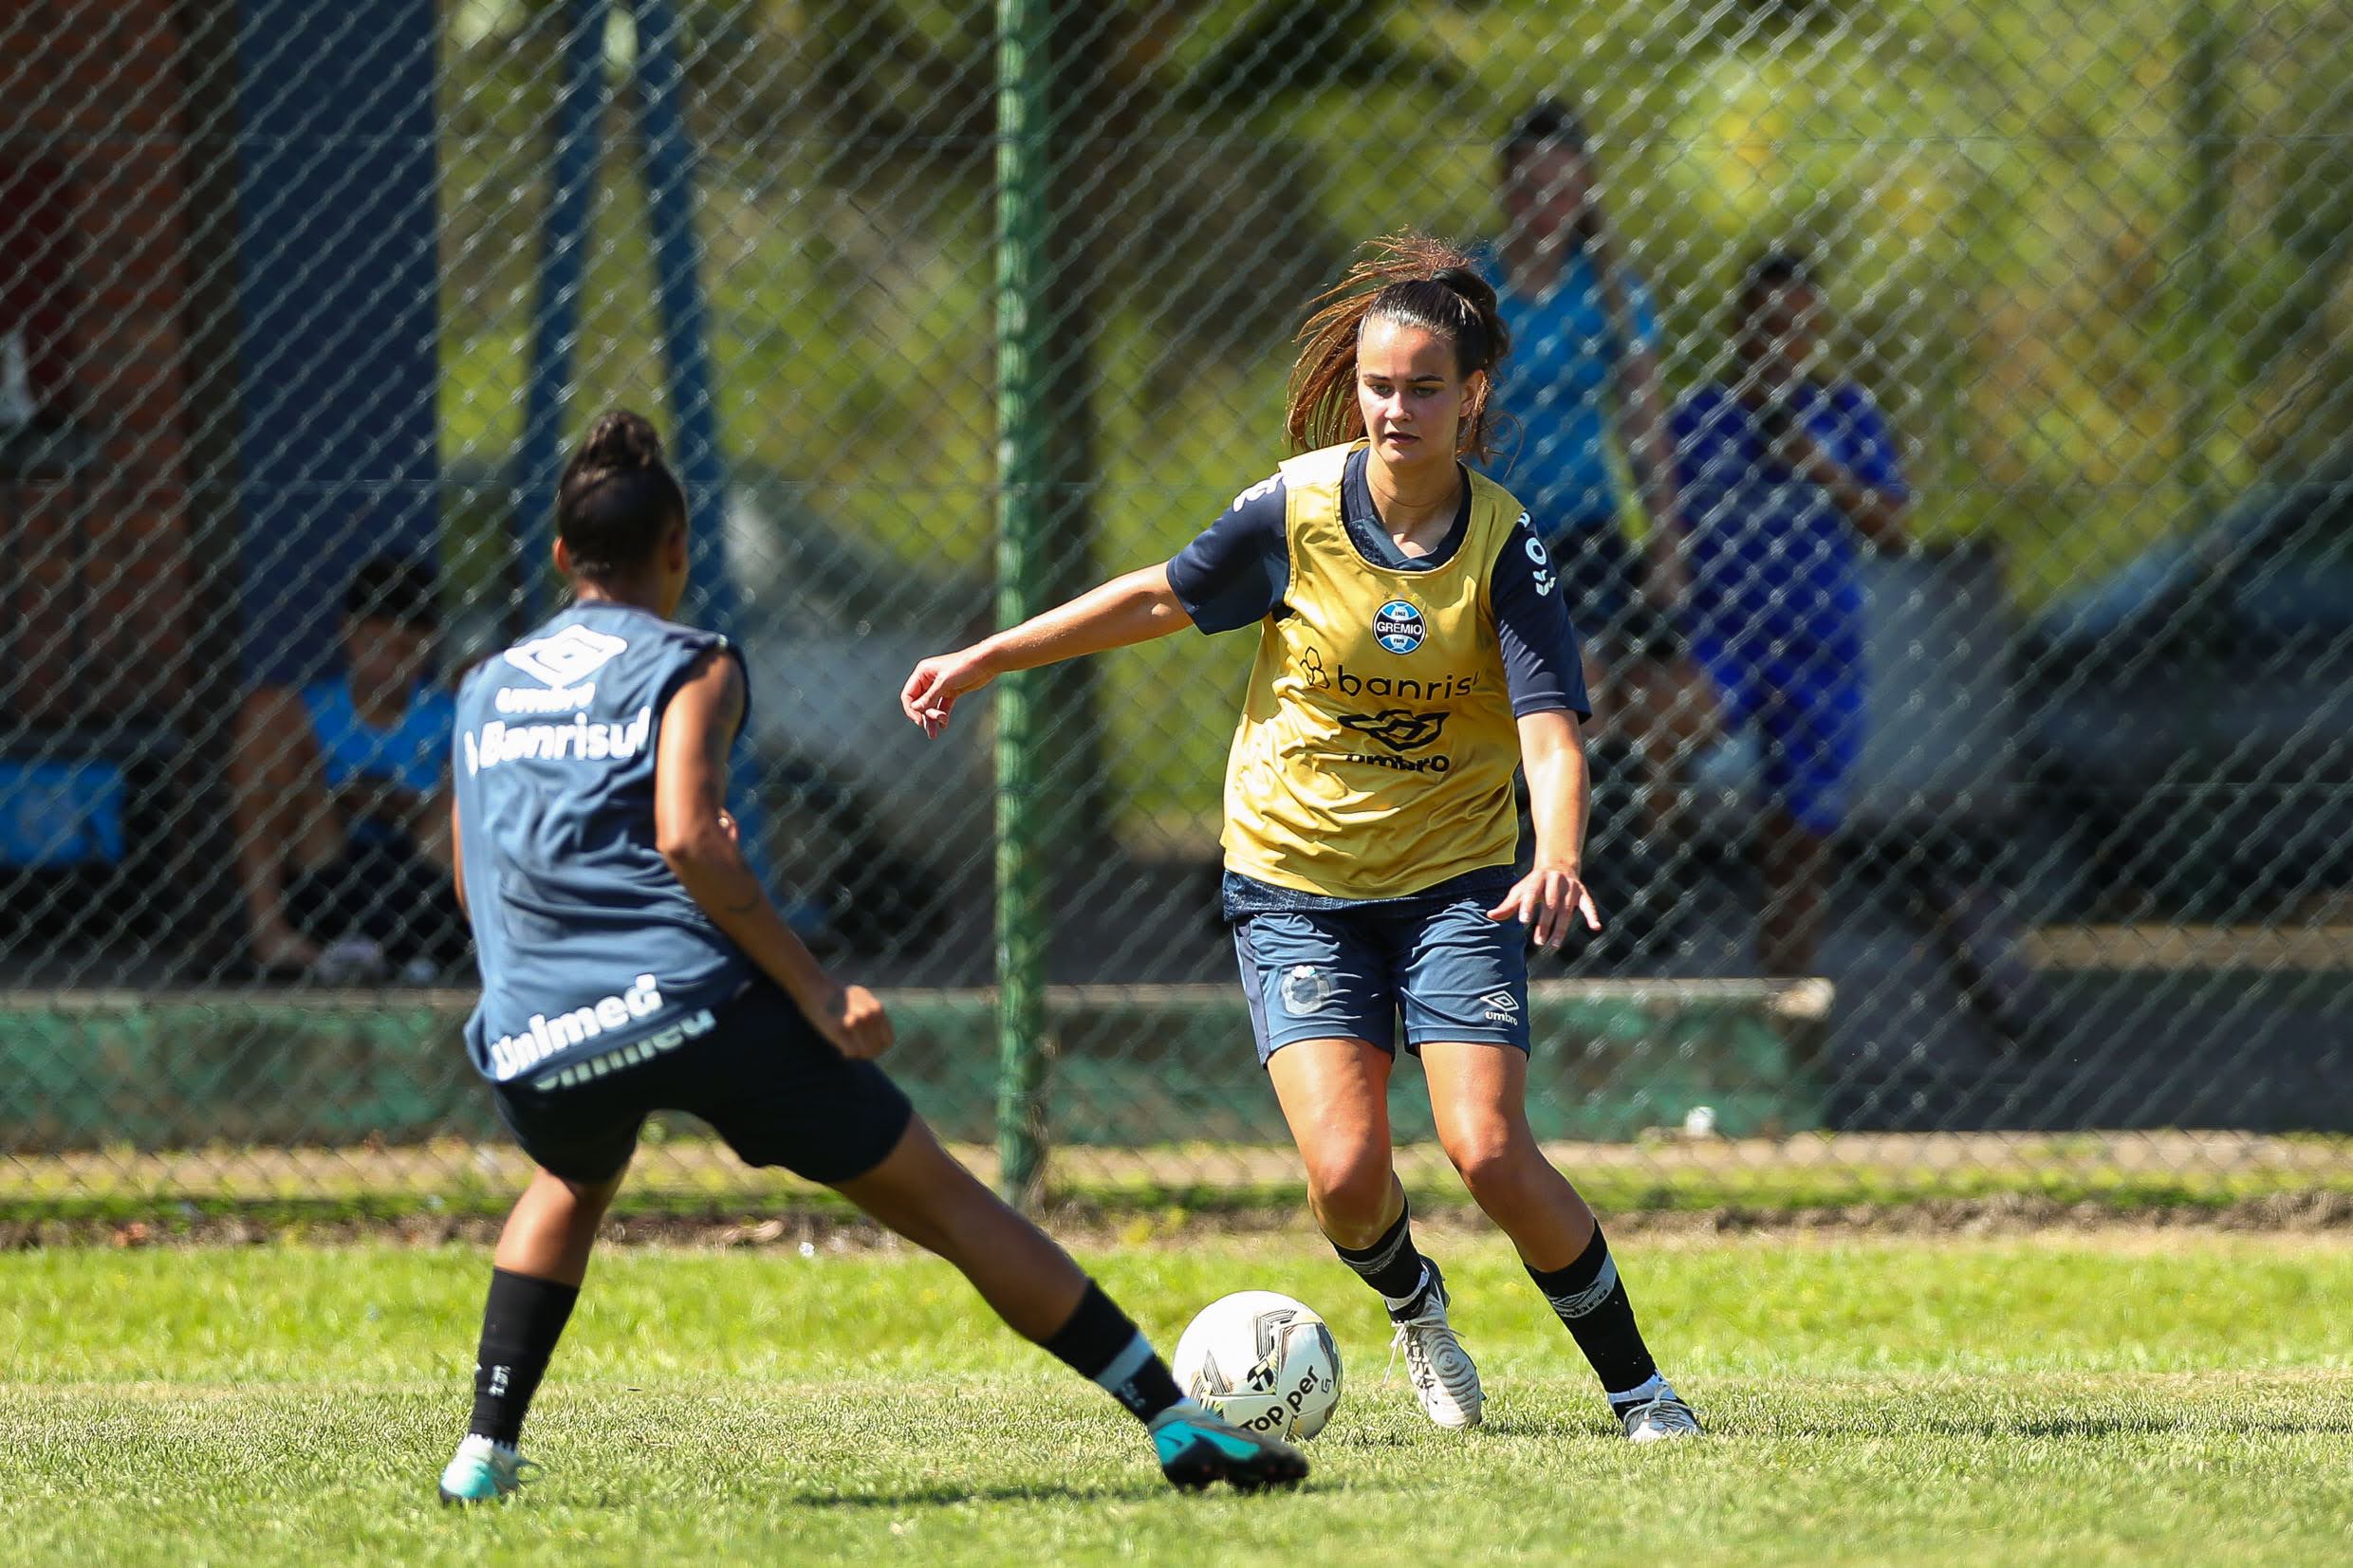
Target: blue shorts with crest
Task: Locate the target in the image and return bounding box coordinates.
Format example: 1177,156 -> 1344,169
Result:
1232,887 -> 1531,1062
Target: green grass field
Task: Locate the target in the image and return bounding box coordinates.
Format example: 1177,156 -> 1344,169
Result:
6,1231 -> 2350,1565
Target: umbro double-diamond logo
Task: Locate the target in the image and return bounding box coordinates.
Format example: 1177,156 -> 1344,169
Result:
506,623 -> 629,688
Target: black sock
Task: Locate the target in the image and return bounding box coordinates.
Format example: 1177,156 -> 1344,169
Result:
1331,1203 -> 1430,1307
1527,1229 -> 1661,1404
468,1267 -> 582,1448
1039,1281 -> 1184,1424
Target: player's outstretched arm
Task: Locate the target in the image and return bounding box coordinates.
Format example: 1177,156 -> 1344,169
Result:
656,648 -> 892,1060
900,563 -> 1191,737
449,795 -> 469,919
1489,709 -> 1603,949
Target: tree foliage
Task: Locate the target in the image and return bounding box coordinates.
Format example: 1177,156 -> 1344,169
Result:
436,0 -> 2353,835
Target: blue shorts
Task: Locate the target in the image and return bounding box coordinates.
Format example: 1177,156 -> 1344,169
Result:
1233,895 -> 1531,1062
1695,635 -> 1865,838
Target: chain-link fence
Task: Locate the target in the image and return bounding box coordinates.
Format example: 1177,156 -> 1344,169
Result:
4,0 -> 2351,1214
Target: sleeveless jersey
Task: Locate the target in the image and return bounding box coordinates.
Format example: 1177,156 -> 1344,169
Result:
1220,441 -> 1529,900
451,602 -> 752,1084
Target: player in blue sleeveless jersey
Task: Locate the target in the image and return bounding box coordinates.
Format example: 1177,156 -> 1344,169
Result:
434,411 -> 1304,1504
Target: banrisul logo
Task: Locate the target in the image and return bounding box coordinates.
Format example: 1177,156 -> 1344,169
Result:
1373,599 -> 1426,655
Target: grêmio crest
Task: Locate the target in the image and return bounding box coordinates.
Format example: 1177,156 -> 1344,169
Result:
1372,599 -> 1426,655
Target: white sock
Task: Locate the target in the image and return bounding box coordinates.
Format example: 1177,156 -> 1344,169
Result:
1608,1373 -> 1669,1410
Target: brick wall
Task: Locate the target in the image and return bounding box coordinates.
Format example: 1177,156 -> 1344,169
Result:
1,0 -> 195,728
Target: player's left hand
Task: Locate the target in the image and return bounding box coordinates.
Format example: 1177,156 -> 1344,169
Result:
1488,862 -> 1603,950
900,647 -> 999,739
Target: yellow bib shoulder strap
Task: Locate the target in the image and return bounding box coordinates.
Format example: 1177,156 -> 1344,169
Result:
1214,442 -> 1536,901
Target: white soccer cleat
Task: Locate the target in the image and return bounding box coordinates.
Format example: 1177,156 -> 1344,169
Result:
1619,1391 -> 1703,1443
437,1433 -> 534,1504
1388,1264 -> 1484,1430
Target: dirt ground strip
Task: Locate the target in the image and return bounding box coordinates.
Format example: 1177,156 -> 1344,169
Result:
7,1129 -> 2347,1200
8,1190 -> 2353,1252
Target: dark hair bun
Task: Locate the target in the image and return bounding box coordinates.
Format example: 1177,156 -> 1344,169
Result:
1433,265 -> 1499,318
556,408 -> 688,581
574,408 -> 665,474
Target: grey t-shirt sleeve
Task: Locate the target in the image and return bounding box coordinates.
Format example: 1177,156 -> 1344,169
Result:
1166,474 -> 1290,635
1491,516 -> 1592,719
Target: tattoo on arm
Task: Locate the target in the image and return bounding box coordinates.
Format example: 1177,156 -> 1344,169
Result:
705,658 -> 744,781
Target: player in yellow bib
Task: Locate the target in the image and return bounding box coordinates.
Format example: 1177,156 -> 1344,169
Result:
903,234 -> 1699,1443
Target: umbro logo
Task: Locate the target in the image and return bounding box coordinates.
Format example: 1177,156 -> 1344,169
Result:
1477,988 -> 1521,1014
1336,708 -> 1449,753
506,624 -> 629,688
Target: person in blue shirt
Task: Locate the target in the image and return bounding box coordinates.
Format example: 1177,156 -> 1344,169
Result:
228,556 -> 466,982
1670,253 -> 1911,976
433,410 -> 1304,1504
1488,100 -> 1716,942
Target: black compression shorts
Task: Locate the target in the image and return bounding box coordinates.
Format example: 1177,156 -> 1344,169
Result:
489,977 -> 914,1186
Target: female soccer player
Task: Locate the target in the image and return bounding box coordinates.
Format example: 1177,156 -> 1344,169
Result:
435,412 -> 1304,1503
903,236 -> 1700,1442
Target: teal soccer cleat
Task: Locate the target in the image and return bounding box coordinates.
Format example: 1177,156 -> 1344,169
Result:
1148,1400 -> 1309,1494
437,1433 -> 534,1505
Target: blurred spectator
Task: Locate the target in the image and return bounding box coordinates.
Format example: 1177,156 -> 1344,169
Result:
1670,253 -> 1911,976
229,557 -> 468,983
1488,99 -> 1715,924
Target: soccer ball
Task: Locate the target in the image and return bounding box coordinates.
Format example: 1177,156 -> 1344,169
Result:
1171,1290 -> 1343,1441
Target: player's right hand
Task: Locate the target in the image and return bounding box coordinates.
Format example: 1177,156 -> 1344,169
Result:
816,983 -> 895,1060
900,648 -> 997,738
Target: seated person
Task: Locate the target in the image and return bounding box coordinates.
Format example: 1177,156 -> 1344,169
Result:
230,556 -> 469,981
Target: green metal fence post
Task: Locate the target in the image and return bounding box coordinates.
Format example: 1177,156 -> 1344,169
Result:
992,0 -> 1049,1205
2175,2 -> 2234,759
2177,0 -> 2230,507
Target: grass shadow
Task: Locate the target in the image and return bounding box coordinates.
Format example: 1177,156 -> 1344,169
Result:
1922,1411 -> 2353,1440
782,1478 -> 1341,1509
1455,1418 -> 1625,1441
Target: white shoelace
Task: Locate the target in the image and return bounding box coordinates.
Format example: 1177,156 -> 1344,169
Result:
1388,1306 -> 1478,1403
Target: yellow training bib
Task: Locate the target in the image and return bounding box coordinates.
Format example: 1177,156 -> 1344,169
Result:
1221,441 -> 1529,900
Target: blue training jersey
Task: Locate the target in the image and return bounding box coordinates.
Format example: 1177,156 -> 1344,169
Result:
451,602 -> 753,1084
301,674 -> 455,845
1670,379 -> 1907,658
1482,246 -> 1660,533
